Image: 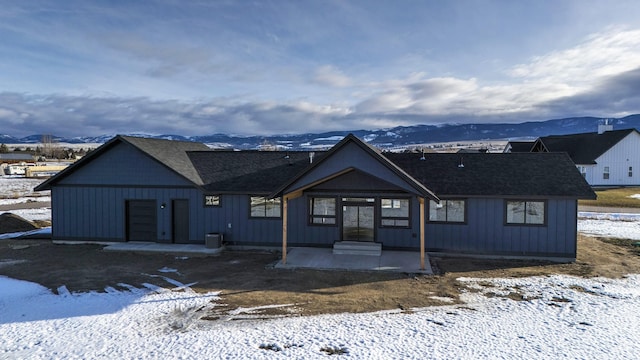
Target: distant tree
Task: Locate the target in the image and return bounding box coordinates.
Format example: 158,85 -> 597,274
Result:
258,139 -> 278,151
41,134 -> 64,159
13,147 -> 23,152
0,143 -> 7,153
24,147 -> 33,153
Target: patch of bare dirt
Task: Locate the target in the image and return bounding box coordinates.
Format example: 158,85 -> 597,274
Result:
0,213 -> 39,234
1,234 -> 639,317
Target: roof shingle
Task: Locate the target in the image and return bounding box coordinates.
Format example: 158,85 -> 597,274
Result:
188,151 -> 319,193
383,152 -> 595,198
534,129 -> 637,164
120,136 -> 210,185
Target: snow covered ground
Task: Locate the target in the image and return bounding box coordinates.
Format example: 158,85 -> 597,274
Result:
0,177 -> 50,222
2,177 -> 640,358
578,211 -> 640,240
1,273 -> 639,359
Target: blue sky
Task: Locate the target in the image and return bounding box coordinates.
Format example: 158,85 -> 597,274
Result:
1,0 -> 640,137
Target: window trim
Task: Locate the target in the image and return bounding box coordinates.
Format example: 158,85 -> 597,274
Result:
629,166 -> 633,178
249,196 -> 282,219
428,199 -> 467,224
380,197 -> 411,228
203,194 -> 221,207
603,166 -> 610,180
308,196 -> 337,226
504,200 -> 547,226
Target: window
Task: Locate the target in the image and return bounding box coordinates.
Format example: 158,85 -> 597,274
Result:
429,200 -> 465,223
603,166 -> 610,180
629,166 -> 633,178
309,197 -> 336,225
204,195 -> 220,207
250,196 -> 281,218
577,166 -> 586,178
380,198 -> 410,227
506,200 -> 545,225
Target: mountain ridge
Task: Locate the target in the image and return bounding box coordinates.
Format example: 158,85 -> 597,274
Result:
2,115 -> 639,150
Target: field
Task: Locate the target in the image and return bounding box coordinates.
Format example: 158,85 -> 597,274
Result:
579,187 -> 640,208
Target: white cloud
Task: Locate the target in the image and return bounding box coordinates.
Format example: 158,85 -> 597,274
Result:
349,27 -> 640,122
313,65 -> 352,87
0,107 -> 24,125
291,101 -> 352,116
509,27 -> 640,85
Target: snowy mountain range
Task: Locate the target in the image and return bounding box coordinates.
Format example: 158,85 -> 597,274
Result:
2,115 -> 640,150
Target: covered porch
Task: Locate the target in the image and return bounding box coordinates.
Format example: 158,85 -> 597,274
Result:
275,247 -> 433,274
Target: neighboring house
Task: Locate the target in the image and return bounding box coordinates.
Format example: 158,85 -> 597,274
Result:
1,153 -> 37,175
0,153 -> 36,163
502,141 -> 534,153
35,134 -> 594,264
527,127 -> 640,187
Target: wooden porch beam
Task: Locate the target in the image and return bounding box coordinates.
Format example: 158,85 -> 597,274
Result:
282,194 -> 289,265
281,191 -> 304,265
419,197 -> 425,270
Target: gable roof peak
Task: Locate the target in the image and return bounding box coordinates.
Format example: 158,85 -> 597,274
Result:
536,128 -> 639,164
35,134 -> 211,191
270,133 -> 437,200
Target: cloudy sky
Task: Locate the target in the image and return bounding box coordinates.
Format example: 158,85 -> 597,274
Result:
1,0 -> 640,137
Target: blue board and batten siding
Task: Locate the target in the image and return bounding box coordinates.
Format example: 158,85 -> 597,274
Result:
51,186 -> 204,242
206,195 -> 283,246
49,141 -> 286,244
425,198 -> 578,258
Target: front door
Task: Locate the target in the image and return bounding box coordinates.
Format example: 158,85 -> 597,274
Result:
342,198 -> 375,242
172,199 -> 189,243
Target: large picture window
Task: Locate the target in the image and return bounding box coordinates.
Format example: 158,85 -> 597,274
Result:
380,198 -> 410,227
250,196 -> 281,218
429,200 -> 465,223
506,200 -> 545,225
309,197 -> 336,225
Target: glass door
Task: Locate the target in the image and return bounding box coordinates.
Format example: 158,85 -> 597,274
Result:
341,198 -> 375,242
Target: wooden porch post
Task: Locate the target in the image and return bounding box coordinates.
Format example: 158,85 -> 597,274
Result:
282,195 -> 288,264
419,197 -> 425,270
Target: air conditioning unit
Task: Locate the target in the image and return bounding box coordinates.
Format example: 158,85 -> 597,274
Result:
205,233 -> 222,249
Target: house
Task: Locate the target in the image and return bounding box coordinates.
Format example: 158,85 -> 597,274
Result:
1,153 -> 37,175
35,134 -> 595,265
0,153 -> 36,164
526,127 -> 640,187
502,141 -> 534,153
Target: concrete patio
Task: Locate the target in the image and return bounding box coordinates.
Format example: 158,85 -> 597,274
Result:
101,242 -> 224,255
275,247 -> 433,274
68,241 -> 432,273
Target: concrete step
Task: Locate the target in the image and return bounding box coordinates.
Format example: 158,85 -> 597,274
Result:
333,241 -> 382,256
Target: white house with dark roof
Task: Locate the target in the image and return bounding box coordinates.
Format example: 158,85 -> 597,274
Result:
35,134 -> 595,266
528,127 -> 640,187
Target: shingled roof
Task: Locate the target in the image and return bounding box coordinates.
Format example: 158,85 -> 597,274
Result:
503,141 -> 534,153
35,135 -> 210,191
119,136 -> 210,185
270,134 -> 438,199
189,151 -> 320,193
36,135 -> 595,200
532,129 -> 638,164
384,152 -> 595,199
